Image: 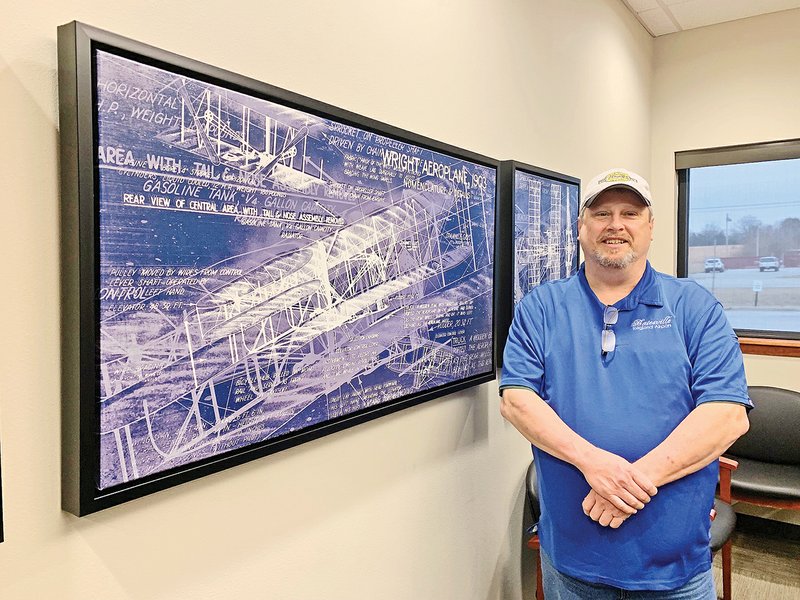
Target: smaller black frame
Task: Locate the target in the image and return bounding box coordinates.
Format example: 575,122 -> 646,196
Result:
495,161 -> 580,365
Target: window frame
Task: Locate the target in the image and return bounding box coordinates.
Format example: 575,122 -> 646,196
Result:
676,138 -> 800,357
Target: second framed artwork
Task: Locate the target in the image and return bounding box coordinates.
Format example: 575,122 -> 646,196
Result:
59,22 -> 499,515
495,162 -> 580,363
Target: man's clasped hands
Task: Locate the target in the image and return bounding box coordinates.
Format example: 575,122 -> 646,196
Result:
578,449 -> 659,529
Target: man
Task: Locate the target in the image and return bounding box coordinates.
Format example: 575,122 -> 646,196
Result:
500,168 -> 751,599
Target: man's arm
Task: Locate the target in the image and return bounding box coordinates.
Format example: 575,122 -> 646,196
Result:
634,401 -> 749,487
644,300 -> 751,488
500,387 -> 657,513
583,401 -> 749,526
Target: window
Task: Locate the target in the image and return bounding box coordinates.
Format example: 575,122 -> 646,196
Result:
677,139 -> 800,356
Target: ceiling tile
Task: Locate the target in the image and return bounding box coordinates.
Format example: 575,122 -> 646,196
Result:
637,7 -> 681,36
668,0 -> 800,30
626,0 -> 660,11
621,0 -> 800,35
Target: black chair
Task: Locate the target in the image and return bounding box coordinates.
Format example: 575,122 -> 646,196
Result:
524,462 -> 543,600
724,385 -> 800,511
525,458 -> 738,600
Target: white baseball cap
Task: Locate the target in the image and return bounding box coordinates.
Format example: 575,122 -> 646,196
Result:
581,168 -> 652,211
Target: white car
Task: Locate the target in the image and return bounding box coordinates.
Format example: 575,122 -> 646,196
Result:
704,258 -> 725,273
758,256 -> 780,272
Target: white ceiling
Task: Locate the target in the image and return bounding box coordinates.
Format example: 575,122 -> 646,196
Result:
620,0 -> 800,36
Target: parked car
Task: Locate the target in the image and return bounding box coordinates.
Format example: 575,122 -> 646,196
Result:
704,257 -> 725,273
758,256 -> 780,272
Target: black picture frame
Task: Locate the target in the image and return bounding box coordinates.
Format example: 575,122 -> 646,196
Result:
495,161 -> 580,365
59,21 -> 499,515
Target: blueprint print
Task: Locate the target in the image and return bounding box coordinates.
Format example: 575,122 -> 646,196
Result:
513,171 -> 578,305
93,50 -> 496,489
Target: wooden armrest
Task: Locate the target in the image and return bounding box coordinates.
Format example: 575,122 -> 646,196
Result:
718,456 -> 737,504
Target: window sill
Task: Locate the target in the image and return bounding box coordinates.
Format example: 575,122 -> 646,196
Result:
739,337 -> 800,358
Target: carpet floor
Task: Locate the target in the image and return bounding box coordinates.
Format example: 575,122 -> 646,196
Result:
712,515 -> 800,600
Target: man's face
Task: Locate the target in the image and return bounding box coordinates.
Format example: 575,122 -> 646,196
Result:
578,188 -> 653,270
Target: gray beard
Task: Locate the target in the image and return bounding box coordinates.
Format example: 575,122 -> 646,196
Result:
593,248 -> 638,269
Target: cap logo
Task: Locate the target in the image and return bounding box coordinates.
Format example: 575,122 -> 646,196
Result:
599,171 -> 635,184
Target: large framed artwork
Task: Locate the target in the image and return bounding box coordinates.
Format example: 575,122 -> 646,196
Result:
58,22 -> 498,515
495,161 -> 579,363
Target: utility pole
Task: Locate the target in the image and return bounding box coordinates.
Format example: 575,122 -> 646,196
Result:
711,237 -> 717,296
725,213 -> 731,248
756,226 -> 760,257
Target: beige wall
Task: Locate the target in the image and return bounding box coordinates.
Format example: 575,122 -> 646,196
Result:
651,9 -> 800,392
651,10 -> 800,525
0,1 -> 652,598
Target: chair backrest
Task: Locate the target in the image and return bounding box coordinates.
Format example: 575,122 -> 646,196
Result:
727,386 -> 800,465
525,460 -> 541,522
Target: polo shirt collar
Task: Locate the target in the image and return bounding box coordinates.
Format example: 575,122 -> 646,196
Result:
577,261 -> 664,311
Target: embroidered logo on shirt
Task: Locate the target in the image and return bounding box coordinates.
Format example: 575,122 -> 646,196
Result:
631,316 -> 673,331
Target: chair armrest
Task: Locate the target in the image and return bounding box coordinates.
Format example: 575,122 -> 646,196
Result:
718,456 -> 738,503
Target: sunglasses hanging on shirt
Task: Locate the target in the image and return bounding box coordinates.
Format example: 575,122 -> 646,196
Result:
602,306 -> 618,355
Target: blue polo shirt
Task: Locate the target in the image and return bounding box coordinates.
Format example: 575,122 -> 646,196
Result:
501,262 -> 750,590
